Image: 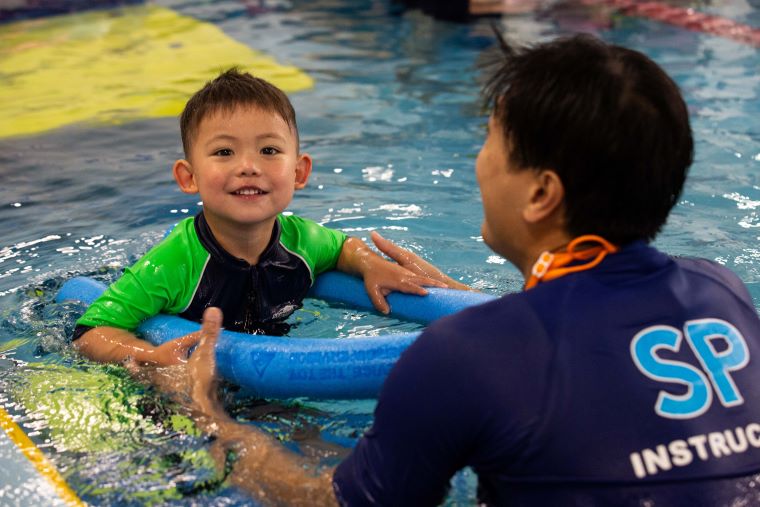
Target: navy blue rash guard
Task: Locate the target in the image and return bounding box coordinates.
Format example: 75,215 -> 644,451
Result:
333,241 -> 760,506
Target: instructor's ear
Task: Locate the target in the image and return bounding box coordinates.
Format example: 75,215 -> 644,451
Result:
523,169 -> 564,224
294,153 -> 313,190
173,159 -> 199,194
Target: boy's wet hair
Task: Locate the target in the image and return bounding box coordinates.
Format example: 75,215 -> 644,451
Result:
483,34 -> 693,244
180,68 -> 298,156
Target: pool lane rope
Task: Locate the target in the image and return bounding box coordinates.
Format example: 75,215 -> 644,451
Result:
0,405 -> 85,506
57,271 -> 495,400
582,0 -> 760,47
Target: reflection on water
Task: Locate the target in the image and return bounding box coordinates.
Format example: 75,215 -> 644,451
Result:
0,282 -> 383,505
0,0 -> 759,505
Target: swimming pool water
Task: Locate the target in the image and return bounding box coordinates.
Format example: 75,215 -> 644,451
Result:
1,0 -> 759,505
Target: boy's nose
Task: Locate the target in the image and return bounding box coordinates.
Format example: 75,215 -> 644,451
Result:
239,156 -> 261,176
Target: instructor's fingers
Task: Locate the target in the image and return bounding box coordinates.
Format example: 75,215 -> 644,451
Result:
189,307 -> 223,366
200,307 -> 223,344
190,308 -> 224,417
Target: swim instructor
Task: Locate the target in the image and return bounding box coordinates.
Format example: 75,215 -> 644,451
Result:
188,34 -> 760,506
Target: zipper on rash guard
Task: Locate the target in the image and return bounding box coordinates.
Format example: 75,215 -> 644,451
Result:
242,266 -> 261,333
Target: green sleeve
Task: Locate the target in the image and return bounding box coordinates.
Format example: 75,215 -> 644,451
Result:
76,218 -> 209,332
277,214 -> 347,282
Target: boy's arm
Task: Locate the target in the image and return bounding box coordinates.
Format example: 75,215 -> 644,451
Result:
74,270 -> 198,366
75,326 -> 200,366
74,218 -> 206,366
336,236 -> 448,314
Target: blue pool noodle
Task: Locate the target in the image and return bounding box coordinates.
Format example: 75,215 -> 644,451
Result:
56,272 -> 496,399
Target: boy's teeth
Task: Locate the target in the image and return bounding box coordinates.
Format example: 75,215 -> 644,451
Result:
236,189 -> 263,195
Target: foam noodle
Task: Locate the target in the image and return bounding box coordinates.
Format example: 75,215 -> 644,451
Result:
56,272 -> 495,399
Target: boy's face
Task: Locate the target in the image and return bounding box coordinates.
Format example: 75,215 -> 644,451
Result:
475,115 -> 537,267
175,106 -> 310,233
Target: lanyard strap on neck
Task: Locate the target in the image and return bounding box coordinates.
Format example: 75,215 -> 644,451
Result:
525,235 -> 618,290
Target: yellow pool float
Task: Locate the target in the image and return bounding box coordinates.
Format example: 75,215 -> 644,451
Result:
0,4 -> 313,138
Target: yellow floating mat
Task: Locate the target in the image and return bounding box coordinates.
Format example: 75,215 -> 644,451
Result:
0,5 -> 313,138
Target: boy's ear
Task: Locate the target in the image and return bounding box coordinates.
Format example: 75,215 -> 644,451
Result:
173,159 -> 199,194
523,169 -> 565,224
294,153 -> 313,190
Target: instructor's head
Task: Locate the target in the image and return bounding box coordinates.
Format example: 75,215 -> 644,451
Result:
477,34 -> 693,264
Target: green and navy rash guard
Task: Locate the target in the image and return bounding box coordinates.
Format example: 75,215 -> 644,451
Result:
75,212 -> 346,337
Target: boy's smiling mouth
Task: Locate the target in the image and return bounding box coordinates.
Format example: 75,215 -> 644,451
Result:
232,186 -> 267,196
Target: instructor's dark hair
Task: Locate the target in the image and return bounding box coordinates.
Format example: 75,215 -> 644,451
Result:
483,34 -> 693,244
180,68 -> 298,156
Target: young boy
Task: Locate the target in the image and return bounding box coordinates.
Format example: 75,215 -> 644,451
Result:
73,69 -> 446,367
188,35 -> 760,506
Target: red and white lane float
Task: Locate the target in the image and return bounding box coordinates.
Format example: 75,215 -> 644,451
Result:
582,0 -> 760,47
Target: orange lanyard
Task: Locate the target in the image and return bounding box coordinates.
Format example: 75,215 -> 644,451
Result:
525,235 -> 618,290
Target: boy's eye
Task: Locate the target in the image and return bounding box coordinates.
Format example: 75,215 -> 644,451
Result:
213,148 -> 233,157
261,146 -> 280,156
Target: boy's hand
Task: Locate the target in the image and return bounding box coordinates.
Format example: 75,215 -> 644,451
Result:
371,231 -> 472,291
337,236 -> 448,314
362,256 -> 448,314
153,332 -> 203,365
76,326 -> 202,366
